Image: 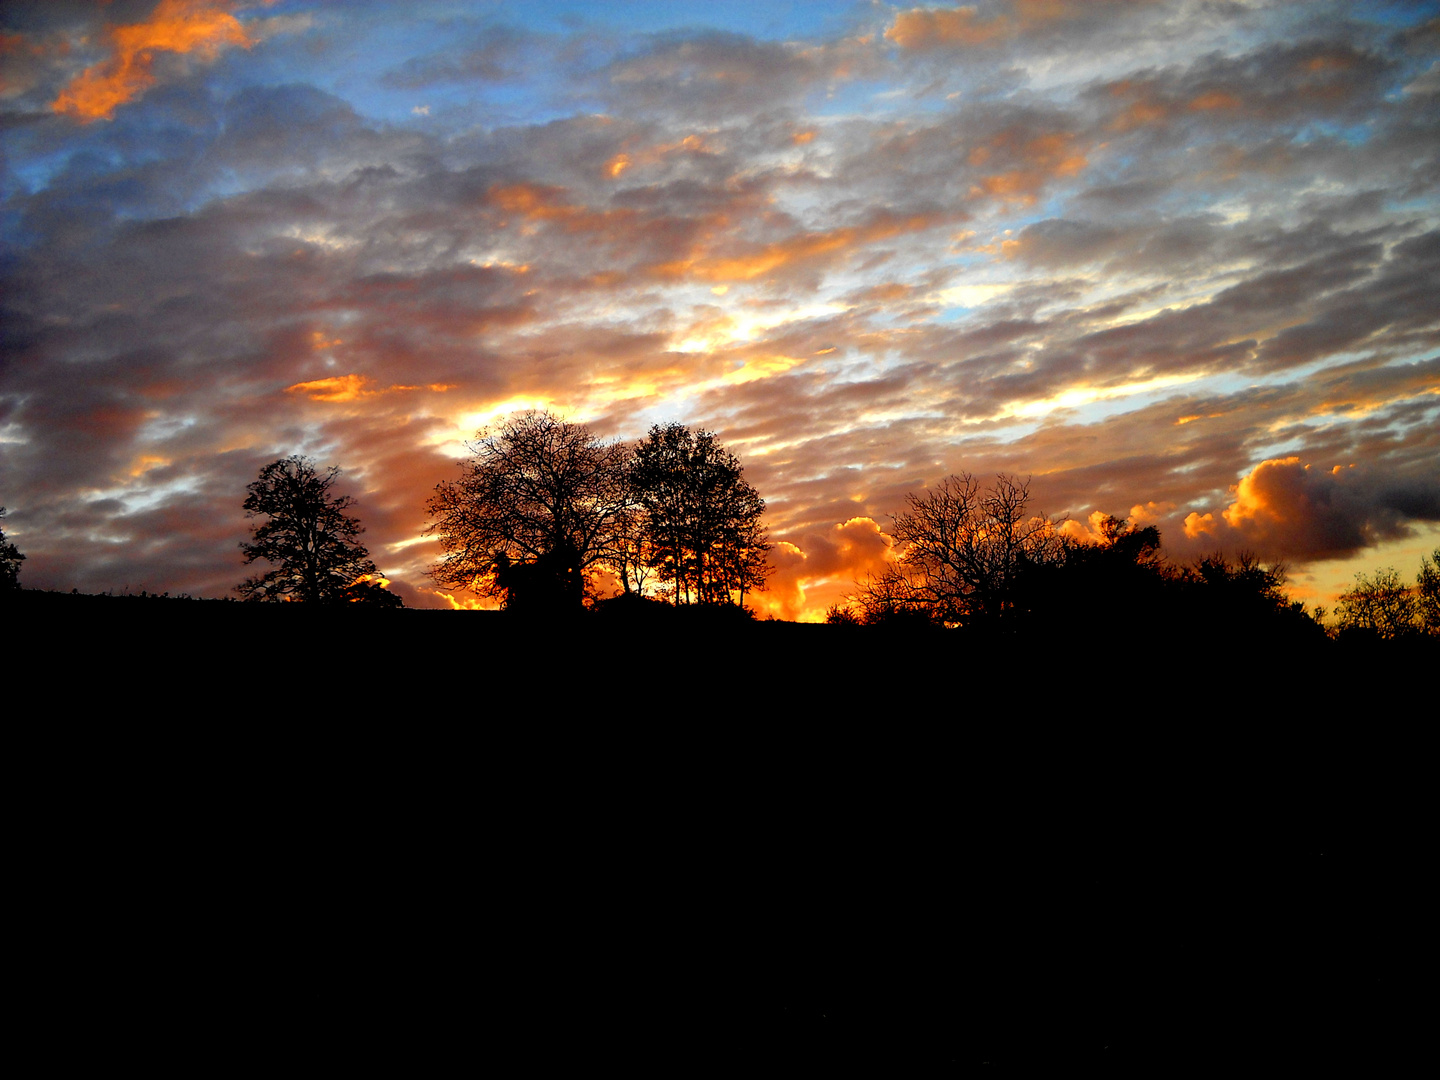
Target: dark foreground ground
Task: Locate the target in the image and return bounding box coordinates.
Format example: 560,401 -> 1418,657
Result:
11,590 -> 1429,1069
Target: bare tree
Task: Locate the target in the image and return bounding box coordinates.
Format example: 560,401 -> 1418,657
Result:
603,505 -> 660,596
840,564 -> 937,627
888,473 -> 1061,625
426,411 -> 632,610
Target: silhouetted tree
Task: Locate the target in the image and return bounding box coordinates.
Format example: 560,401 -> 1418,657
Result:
1336,565 -> 1419,639
0,507 -> 24,593
1034,514 -> 1167,619
426,411 -> 631,611
841,565 -> 940,628
1168,550 -> 1323,648
1418,549 -> 1440,635
887,473 -> 1062,626
727,511 -> 775,609
630,423 -> 771,606
238,457 -> 391,604
603,504 -> 660,596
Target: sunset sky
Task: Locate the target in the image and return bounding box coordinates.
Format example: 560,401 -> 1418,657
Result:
3,0 -> 1437,617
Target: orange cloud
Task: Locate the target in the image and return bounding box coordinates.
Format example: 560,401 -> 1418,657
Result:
487,182 -> 636,235
1183,511 -> 1217,539
756,517 -> 898,621
286,375 -> 451,402
887,2 -> 1153,51
657,212 -> 944,283
1058,510 -> 1112,544
602,134 -> 715,180
287,374 -> 376,402
51,0 -> 252,122
1175,457 -> 1422,561
1221,456 -> 1312,533
1188,90 -> 1241,111
1105,80 -> 1172,131
968,130 -> 1088,206
1127,501 -> 1173,527
887,6 -> 1010,50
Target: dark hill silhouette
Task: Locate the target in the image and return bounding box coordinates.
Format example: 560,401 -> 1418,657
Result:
11,579 -> 1429,1068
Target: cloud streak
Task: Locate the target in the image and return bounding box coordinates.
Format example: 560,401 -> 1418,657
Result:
51,0 -> 252,121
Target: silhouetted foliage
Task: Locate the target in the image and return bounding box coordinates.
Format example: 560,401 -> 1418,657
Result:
832,481 -> 1336,651
342,577 -> 405,608
1173,551 -> 1319,642
1420,549 -> 1440,635
630,423 -> 772,606
842,565 -> 941,628
0,507 -> 24,593
238,457 -> 393,604
1011,514 -> 1169,628
876,473 -> 1063,627
1336,565 -> 1419,639
603,504 -> 660,597
426,411 -> 631,612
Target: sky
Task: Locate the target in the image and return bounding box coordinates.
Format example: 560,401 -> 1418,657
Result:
2,0 -> 1438,618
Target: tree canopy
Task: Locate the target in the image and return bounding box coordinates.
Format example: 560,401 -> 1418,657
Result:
238,457 -> 395,604
630,423 -> 771,607
425,411 -> 632,611
425,413 -> 773,612
886,473 -> 1062,626
1336,561 -> 1425,639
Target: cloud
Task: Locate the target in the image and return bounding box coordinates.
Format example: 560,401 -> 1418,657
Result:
381,24 -> 536,88
755,517 -> 897,621
1181,456 -> 1440,561
885,1 -> 1162,53
3,2 -> 1438,612
886,5 -> 1013,50
51,0 -> 252,122
285,375 -> 452,403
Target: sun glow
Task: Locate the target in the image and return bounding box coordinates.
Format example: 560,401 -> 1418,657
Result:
999,372 -> 1204,420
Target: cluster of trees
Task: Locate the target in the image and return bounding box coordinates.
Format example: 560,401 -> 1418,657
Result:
828,470 -> 1440,646
1334,551 -> 1440,639
232,413 -> 770,613
827,473 -> 1324,645
26,423 -> 1428,636
425,412 -> 771,612
843,474 -> 1067,627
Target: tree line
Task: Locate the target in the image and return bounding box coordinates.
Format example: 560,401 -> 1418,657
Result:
231,411 -> 772,613
424,411 -> 771,612
6,426 -> 1434,641
825,472 -> 1440,644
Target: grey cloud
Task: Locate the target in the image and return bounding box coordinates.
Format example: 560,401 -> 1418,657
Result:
381,24 -> 539,87
594,30 -> 864,119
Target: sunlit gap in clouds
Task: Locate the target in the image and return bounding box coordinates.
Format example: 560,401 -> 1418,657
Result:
995,371 -> 1209,424
671,299 -> 847,355
84,470 -> 202,520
